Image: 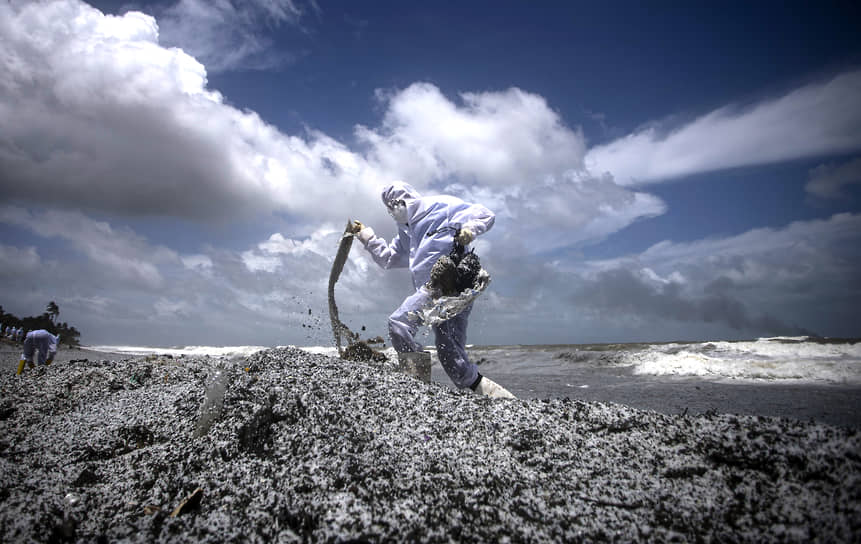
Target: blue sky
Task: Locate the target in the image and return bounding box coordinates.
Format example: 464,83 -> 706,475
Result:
1,0 -> 860,347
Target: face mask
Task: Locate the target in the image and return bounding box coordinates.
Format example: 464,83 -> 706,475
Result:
388,200 -> 408,224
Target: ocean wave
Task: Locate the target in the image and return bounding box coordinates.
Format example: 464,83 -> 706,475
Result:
83,345 -> 270,359
625,339 -> 861,384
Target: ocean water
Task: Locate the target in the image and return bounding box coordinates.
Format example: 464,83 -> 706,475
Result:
463,337 -> 861,429
84,344 -> 270,360
466,337 -> 861,384
85,337 -> 861,428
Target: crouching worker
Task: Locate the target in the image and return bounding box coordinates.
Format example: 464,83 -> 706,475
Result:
350,181 -> 514,399
17,329 -> 60,375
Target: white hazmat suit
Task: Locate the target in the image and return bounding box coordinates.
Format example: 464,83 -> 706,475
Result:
21,329 -> 59,366
356,182 -> 513,398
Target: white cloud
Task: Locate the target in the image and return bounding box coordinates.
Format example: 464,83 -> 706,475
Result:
64,295 -> 113,315
157,0 -> 309,72
0,208 -> 384,345
357,83 -> 587,188
0,244 -> 41,276
0,1 -> 667,258
356,83 -> 665,252
635,212 -> 861,271
640,267 -> 686,286
579,213 -> 861,310
486,174 -> 667,253
241,226 -> 343,272
586,70 -> 861,185
182,254 -> 213,270
0,0 -> 382,225
0,206 -> 174,289
8,2 -> 858,345
566,213 -> 861,337
258,228 -> 340,257
241,251 -> 283,273
1,204 -> 857,345
471,212 -> 860,342
806,156 -> 861,199
154,297 -> 191,318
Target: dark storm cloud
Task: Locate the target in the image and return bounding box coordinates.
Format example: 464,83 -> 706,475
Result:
573,268 -> 814,337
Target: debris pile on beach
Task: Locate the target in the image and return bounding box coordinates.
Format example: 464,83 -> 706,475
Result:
1,346 -> 859,542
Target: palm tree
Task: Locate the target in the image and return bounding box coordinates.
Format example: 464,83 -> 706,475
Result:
46,301 -> 59,324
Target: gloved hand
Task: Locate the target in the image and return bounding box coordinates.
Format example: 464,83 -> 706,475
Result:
456,227 -> 475,246
348,220 -> 365,234
349,220 -> 375,244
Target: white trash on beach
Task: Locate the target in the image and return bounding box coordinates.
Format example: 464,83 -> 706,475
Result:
0,346 -> 859,542
194,367 -> 230,438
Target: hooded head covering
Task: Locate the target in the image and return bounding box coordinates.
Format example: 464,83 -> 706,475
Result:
380,181 -> 421,208
381,181 -> 421,224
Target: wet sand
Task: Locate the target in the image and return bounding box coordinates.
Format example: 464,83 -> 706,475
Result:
478,370 -> 861,430
1,345 -> 859,542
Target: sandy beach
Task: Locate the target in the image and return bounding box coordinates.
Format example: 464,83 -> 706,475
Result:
1,343 -> 859,542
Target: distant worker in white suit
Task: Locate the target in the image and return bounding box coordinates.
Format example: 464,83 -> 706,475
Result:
17,329 -> 60,375
350,182 -> 515,399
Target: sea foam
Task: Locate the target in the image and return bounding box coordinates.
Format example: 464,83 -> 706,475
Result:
625,338 -> 861,384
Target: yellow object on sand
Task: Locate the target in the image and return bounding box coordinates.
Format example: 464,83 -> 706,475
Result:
17,359 -> 26,375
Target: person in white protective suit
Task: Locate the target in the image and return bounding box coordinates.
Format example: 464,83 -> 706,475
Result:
17,329 -> 60,375
350,182 -> 515,399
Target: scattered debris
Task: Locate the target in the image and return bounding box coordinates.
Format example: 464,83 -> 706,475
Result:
342,341 -> 388,363
0,347 -> 858,542
194,368 -> 229,438
170,488 -> 203,518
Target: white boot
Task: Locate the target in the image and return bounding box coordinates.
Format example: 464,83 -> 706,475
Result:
474,376 -> 515,399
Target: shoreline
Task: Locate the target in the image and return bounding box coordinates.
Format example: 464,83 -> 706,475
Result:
481,370 -> 861,430
5,342 -> 860,429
